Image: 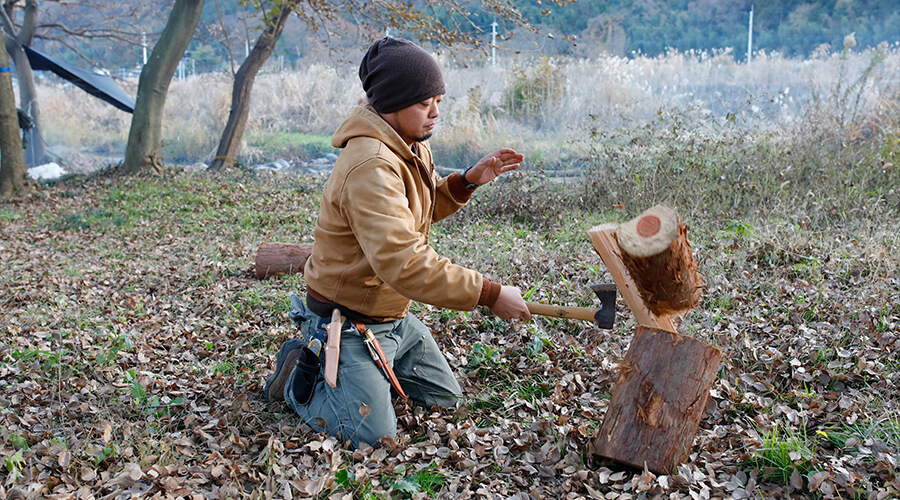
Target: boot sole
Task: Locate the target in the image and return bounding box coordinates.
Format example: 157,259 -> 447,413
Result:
265,340 -> 303,402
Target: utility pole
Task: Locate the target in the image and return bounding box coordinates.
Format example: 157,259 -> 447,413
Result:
747,5 -> 754,64
142,32 -> 148,65
491,21 -> 498,68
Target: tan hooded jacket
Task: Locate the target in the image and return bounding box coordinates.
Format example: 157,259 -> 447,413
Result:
303,105 -> 498,321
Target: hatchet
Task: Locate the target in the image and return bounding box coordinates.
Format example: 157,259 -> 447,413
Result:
526,283 -> 617,329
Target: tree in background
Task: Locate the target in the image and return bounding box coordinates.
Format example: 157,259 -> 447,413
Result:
0,26 -> 27,200
2,0 -> 46,166
2,0 -> 165,171
580,13 -> 627,57
209,0 -> 533,172
122,0 -> 204,174
32,1 -> 160,68
209,0 -> 295,171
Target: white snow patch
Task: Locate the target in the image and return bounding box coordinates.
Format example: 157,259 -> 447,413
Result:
28,162 -> 66,180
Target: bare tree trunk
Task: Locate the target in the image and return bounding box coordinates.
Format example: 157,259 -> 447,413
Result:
209,3 -> 294,171
0,35 -> 28,199
121,0 -> 204,175
1,0 -> 46,166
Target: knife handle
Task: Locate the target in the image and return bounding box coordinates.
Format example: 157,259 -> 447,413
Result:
324,309 -> 343,388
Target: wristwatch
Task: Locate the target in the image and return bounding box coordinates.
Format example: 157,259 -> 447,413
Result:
461,166 -> 479,190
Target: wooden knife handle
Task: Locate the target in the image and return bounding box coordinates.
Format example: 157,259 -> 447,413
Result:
324,309 -> 343,388
526,303 -> 599,322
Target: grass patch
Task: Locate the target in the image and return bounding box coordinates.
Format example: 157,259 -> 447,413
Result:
391,463 -> 448,498
246,131 -> 336,161
845,412 -> 900,450
754,422 -> 815,484
0,207 -> 22,223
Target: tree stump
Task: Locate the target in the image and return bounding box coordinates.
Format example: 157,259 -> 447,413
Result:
254,242 -> 313,279
593,326 -> 722,474
616,204 -> 703,316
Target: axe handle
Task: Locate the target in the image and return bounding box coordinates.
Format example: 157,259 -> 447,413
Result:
526,303 -> 599,322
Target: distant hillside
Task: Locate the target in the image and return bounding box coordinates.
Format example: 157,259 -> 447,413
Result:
23,0 -> 900,74
504,0 -> 899,59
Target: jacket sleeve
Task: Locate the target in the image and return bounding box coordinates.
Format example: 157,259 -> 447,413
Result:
421,140 -> 473,223
433,172 -> 475,222
339,160 -> 484,311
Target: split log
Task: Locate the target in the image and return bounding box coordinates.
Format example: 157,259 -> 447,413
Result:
587,223 -> 676,332
594,326 -> 722,474
254,242 -> 313,279
616,204 -> 702,316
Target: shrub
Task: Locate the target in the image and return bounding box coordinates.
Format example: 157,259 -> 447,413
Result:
504,58 -> 566,129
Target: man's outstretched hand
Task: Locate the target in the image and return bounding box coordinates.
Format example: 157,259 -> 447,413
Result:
464,149 -> 524,186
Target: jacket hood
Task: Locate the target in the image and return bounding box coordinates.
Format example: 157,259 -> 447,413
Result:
331,105 -> 416,163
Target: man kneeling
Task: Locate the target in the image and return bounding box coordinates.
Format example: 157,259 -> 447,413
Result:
264,36 -> 531,448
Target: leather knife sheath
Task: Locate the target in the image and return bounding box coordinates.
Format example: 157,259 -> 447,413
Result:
324,308 -> 343,388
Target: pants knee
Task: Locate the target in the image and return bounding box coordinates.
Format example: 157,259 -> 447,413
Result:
350,417 -> 397,448
432,387 -> 463,410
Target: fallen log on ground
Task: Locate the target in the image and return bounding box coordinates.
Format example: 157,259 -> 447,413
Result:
254,242 -> 313,279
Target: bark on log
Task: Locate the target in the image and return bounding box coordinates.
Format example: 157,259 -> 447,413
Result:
616,204 -> 702,316
594,326 -> 722,474
255,242 -> 313,279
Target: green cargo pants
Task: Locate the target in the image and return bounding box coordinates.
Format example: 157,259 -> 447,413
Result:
284,307 -> 463,448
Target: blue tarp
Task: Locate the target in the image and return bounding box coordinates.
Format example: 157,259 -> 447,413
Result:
23,45 -> 135,113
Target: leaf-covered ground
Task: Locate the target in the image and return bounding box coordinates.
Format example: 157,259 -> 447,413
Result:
1,170 -> 898,499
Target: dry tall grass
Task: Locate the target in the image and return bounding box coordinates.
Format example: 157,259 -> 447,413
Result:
32,43 -> 900,171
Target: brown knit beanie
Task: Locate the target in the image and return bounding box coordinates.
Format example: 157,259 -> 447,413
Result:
359,37 -> 446,114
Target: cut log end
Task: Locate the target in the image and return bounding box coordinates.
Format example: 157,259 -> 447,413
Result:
617,204 -> 680,258
586,222 -> 677,332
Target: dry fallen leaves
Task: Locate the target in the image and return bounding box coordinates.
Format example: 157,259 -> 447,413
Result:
0,171 -> 897,498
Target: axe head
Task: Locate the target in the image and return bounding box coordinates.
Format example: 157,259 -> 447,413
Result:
590,283 -> 617,329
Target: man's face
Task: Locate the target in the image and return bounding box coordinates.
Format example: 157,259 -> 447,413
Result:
382,95 -> 443,145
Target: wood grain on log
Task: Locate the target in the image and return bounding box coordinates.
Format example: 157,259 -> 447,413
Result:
616,205 -> 703,316
254,242 -> 313,279
594,326 -> 722,474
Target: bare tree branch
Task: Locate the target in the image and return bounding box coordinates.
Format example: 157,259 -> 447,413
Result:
214,0 -> 236,76
35,22 -> 149,45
